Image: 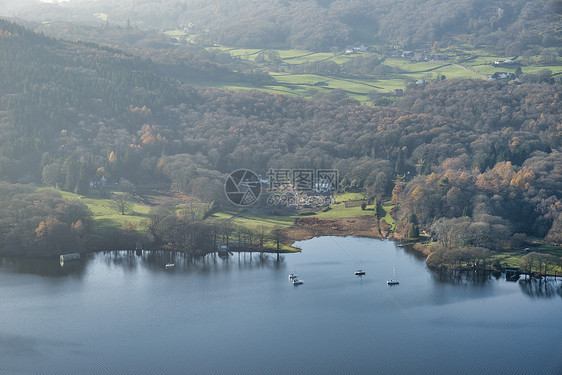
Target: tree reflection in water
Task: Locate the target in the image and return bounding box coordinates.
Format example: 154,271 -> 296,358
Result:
431,267 -> 494,287
0,256 -> 87,278
1,250 -> 287,279
429,267 -> 562,299
97,249 -> 286,274
518,278 -> 562,299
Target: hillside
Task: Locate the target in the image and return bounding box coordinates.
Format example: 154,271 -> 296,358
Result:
0,19 -> 561,259
5,0 -> 562,54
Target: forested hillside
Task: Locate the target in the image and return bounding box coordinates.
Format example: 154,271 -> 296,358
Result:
0,19 -> 561,257
6,0 -> 562,53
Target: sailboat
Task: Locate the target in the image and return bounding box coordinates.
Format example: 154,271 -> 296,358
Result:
355,259 -> 366,276
289,267 -> 298,280
165,252 -> 176,269
386,265 -> 399,285
292,278 -> 303,285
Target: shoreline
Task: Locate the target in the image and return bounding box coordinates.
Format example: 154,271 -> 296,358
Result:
5,216 -> 559,278
282,216 -> 388,243
0,242 -> 299,260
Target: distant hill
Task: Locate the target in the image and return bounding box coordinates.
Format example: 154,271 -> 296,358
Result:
4,0 -> 561,53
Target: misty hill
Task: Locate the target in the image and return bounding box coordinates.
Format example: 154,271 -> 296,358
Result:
5,0 -> 562,53
1,18 -> 561,255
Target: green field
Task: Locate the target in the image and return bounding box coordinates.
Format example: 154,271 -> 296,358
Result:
333,192 -> 366,202
313,203 -> 374,220
38,187 -> 151,237
490,245 -> 562,274
164,29 -> 188,41
207,210 -> 297,251
380,204 -> 396,231
209,210 -> 294,230
199,43 -> 562,102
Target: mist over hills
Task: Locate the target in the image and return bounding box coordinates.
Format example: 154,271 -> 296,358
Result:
4,0 -> 562,53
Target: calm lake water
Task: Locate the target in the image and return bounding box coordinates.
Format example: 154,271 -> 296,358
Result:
1,236 -> 561,374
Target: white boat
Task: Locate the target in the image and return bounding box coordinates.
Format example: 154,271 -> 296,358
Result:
292,278 -> 303,285
165,263 -> 175,269
354,270 -> 366,276
289,273 -> 298,280
386,265 -> 399,285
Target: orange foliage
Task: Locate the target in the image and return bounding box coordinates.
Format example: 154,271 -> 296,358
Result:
108,151 -> 117,164
476,162 -> 514,193
510,167 -> 535,189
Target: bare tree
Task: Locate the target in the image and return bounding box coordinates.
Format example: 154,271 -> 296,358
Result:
520,252 -> 539,277
256,225 -> 268,249
271,226 -> 285,252
112,193 -> 133,215
246,228 -> 256,246
219,219 -> 235,247
541,254 -> 558,281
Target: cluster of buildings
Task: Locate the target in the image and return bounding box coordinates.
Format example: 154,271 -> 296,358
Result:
343,44 -> 368,55
486,72 -> 518,81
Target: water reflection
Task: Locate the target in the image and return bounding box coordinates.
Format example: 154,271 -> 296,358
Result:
430,268 -> 495,287
137,250 -> 286,273
429,267 -> 562,299
2,237 -> 561,375
0,256 -> 87,278
518,278 -> 562,299
399,243 -> 428,261
1,250 -> 287,278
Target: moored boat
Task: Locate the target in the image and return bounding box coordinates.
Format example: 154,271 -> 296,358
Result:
386,265 -> 399,285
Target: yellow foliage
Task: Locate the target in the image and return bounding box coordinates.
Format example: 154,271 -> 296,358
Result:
426,172 -> 439,184
509,136 -> 520,148
71,220 -> 84,233
510,167 -> 535,189
35,221 -> 48,239
141,132 -> 156,145
108,151 -> 117,164
410,185 -> 424,202
493,161 -> 514,182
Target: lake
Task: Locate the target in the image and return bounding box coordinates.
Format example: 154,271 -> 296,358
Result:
1,236 -> 561,374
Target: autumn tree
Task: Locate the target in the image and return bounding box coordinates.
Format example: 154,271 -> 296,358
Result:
112,193 -> 134,215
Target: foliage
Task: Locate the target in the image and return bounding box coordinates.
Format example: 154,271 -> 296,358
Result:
0,182 -> 93,256
0,20 -> 561,257
15,0 -> 561,53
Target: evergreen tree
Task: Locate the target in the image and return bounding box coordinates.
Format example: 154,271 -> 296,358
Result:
62,156 -> 79,192
408,222 -> 419,239
75,164 -> 90,195
394,149 -> 405,174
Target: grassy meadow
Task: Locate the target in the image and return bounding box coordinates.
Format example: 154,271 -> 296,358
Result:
196,41 -> 562,102
38,187 -> 151,238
